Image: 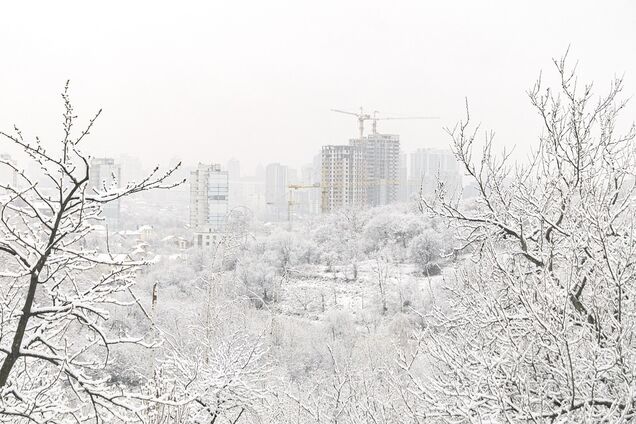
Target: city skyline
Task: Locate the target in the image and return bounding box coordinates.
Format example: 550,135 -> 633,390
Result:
0,3 -> 634,422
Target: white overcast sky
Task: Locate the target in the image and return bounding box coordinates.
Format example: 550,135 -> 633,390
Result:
0,0 -> 634,174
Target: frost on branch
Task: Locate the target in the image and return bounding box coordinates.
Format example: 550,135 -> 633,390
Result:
415,52 -> 636,421
0,82 -> 182,422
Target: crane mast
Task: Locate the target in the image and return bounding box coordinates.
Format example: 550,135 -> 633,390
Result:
331,107 -> 372,141
287,183 -> 321,229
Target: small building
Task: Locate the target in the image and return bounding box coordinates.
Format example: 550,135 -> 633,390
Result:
161,235 -> 191,250
138,225 -> 153,242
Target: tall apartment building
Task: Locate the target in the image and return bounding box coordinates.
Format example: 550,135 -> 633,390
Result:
227,158 -> 241,181
360,133 -> 400,207
233,176 -> 266,215
409,148 -> 462,198
89,158 -> 122,230
265,163 -> 288,221
321,144 -> 366,213
190,163 -> 229,247
321,133 -> 400,213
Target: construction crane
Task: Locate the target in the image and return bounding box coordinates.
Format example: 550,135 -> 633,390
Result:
370,111 -> 440,134
331,107 -> 372,141
331,107 -> 439,139
287,183 -> 321,228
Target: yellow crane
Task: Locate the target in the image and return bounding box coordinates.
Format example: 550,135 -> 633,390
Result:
287,183 -> 321,228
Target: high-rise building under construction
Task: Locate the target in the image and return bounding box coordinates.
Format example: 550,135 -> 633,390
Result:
321,133 -> 400,213
321,144 -> 366,212
359,133 -> 400,207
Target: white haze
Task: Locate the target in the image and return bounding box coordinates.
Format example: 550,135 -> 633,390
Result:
0,0 -> 634,172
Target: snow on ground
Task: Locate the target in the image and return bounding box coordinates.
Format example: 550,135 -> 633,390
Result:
273,260 -> 452,323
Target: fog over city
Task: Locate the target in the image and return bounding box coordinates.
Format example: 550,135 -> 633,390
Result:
1,1 -> 636,423
1,1 -> 635,170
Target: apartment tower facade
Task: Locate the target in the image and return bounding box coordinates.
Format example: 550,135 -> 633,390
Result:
320,144 -> 366,212
190,163 -> 229,247
321,133 -> 400,213
409,148 -> 462,199
360,133 -> 400,207
89,157 -> 122,231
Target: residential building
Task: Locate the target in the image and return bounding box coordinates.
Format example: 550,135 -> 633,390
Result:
89,157 -> 122,230
118,154 -> 145,185
265,163 -> 288,220
409,148 -> 462,198
321,144 -> 366,213
235,176 -> 267,218
220,160 -> 266,218
360,133 -> 400,206
190,163 -> 229,247
227,158 -> 241,181
320,132 -> 400,213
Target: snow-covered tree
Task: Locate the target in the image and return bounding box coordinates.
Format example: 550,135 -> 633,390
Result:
155,322 -> 272,423
0,83 -> 182,422
417,53 -> 636,421
408,230 -> 443,275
